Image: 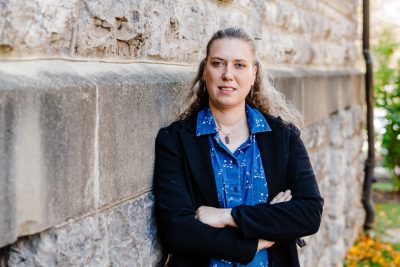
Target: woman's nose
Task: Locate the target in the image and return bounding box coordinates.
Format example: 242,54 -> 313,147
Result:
222,64 -> 234,80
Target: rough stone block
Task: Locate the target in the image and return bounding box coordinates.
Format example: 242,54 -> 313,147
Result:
310,230 -> 328,260
318,179 -> 330,214
106,193 -> 162,266
0,0 -> 79,58
329,112 -> 346,147
344,134 -> 364,165
320,209 -> 331,245
328,217 -> 345,242
0,61 -> 96,246
0,0 -> 362,70
74,0 -> 250,62
298,242 -> 312,267
329,147 -> 346,185
272,71 -> 363,126
316,251 -> 332,267
8,215 -> 108,267
273,75 -> 303,113
301,75 -> 331,124
344,209 -> 364,248
327,185 -> 345,219
74,62 -> 192,206
330,239 -> 346,267
322,0 -> 358,17
6,192 -> 161,267
0,91 -> 17,248
303,119 -> 328,150
351,105 -> 365,134
259,31 -> 315,65
309,148 -> 330,182
58,216 -> 108,266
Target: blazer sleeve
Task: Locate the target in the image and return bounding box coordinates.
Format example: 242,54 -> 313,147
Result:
154,127 -> 258,264
231,126 -> 324,241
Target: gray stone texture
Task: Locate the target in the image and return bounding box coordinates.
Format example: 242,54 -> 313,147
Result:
0,0 -> 79,57
0,87 -> 17,248
8,193 -> 161,267
79,63 -> 191,206
298,105 -> 366,267
0,61 -> 192,248
0,61 -> 97,247
6,193 -> 161,267
273,70 -> 364,126
0,0 -> 363,70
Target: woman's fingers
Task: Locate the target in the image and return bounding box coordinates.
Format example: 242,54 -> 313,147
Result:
270,190 -> 292,204
270,192 -> 283,204
282,189 -> 292,201
257,239 -> 275,250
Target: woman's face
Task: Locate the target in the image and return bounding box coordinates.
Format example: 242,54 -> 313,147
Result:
203,38 -> 257,111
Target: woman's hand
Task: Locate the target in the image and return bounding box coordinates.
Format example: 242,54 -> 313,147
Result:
195,206 -> 277,251
257,239 -> 275,251
195,206 -> 237,228
195,190 -> 292,229
270,189 -> 292,204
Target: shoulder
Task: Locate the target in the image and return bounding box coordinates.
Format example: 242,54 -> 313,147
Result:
262,113 -> 301,137
156,115 -> 195,142
163,119 -> 188,132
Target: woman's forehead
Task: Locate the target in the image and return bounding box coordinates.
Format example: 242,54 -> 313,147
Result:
208,38 -> 254,61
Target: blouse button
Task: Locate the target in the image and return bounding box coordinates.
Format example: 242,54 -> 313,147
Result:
233,186 -> 239,193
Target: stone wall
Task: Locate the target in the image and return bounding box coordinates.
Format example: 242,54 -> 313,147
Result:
0,0 -> 362,69
0,0 -> 365,266
299,105 -> 366,267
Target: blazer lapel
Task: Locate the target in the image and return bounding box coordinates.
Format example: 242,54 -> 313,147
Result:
178,117 -> 219,207
256,129 -> 284,202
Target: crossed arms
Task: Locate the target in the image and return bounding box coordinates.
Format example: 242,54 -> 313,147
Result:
154,127 -> 323,264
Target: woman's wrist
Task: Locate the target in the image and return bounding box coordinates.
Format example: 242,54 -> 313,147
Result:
223,208 -> 238,227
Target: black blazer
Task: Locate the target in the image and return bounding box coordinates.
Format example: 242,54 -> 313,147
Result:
154,112 -> 324,267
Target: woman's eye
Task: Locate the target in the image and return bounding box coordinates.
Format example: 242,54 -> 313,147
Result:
211,61 -> 223,67
235,63 -> 245,69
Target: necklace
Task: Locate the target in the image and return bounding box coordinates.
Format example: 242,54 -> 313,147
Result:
213,114 -> 247,145
216,126 -> 230,144
214,120 -> 234,144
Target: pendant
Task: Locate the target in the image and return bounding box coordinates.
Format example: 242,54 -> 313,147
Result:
225,135 -> 230,144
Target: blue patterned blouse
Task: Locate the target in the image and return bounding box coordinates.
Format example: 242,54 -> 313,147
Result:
196,104 -> 272,267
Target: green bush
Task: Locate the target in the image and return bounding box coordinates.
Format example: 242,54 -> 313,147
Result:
373,29 -> 400,191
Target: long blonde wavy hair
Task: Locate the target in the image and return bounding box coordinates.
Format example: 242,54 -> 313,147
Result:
178,28 -> 304,130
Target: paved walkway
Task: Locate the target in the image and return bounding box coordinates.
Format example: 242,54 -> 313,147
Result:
382,228 -> 400,243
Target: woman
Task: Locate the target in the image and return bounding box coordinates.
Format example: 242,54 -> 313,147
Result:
154,28 -> 323,267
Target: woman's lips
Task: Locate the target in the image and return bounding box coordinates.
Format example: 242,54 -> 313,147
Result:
218,86 -> 236,92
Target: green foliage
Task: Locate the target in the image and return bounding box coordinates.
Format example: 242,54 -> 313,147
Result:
373,29 -> 400,191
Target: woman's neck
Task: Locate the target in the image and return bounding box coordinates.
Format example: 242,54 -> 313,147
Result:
209,104 -> 247,129
209,103 -> 249,152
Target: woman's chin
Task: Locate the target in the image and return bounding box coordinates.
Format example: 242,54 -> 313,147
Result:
210,99 -> 246,110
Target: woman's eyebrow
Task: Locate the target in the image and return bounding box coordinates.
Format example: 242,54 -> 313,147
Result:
209,56 -> 225,61
210,56 -> 250,62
